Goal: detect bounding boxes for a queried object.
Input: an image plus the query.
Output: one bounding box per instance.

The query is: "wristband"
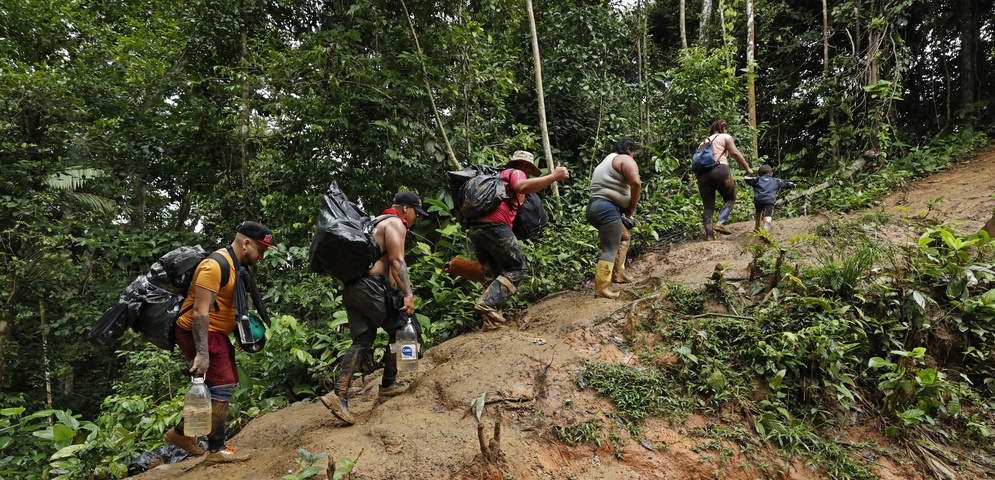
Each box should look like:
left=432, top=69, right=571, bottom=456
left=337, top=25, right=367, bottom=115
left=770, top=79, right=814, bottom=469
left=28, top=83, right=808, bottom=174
left=403, top=292, right=413, bottom=298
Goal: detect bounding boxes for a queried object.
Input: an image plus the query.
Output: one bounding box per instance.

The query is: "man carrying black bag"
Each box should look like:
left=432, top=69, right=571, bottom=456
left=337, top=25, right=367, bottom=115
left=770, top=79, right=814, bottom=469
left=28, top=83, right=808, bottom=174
left=164, top=221, right=277, bottom=463
left=320, top=191, right=426, bottom=426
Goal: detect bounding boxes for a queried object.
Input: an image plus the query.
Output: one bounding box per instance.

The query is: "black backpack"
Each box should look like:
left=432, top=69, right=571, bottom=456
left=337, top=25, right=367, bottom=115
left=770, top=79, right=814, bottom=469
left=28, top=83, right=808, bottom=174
left=512, top=193, right=549, bottom=240
left=308, top=181, right=392, bottom=284
left=87, top=246, right=232, bottom=350
left=447, top=165, right=508, bottom=226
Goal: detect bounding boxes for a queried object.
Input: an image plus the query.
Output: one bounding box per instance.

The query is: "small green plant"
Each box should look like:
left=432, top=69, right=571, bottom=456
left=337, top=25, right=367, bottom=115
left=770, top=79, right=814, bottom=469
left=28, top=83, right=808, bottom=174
left=810, top=241, right=876, bottom=299
left=283, top=448, right=330, bottom=480
left=666, top=282, right=706, bottom=315
left=330, top=450, right=363, bottom=480
left=553, top=419, right=601, bottom=447
left=753, top=400, right=819, bottom=455
left=868, top=347, right=959, bottom=436
left=581, top=362, right=666, bottom=421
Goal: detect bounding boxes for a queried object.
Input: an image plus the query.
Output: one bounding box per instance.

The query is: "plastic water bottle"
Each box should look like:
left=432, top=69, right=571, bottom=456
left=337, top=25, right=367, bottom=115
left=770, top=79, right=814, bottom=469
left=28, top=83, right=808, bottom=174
left=182, top=376, right=212, bottom=436
left=396, top=314, right=419, bottom=372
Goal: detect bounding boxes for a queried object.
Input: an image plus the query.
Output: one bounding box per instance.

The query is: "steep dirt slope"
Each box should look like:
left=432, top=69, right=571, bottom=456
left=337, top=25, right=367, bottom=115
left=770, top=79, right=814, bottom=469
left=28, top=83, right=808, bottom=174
left=133, top=150, right=995, bottom=480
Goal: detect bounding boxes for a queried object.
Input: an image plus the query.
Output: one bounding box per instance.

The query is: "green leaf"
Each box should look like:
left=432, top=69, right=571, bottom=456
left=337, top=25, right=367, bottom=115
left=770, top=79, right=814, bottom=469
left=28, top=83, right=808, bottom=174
left=50, top=443, right=86, bottom=460
left=868, top=357, right=893, bottom=370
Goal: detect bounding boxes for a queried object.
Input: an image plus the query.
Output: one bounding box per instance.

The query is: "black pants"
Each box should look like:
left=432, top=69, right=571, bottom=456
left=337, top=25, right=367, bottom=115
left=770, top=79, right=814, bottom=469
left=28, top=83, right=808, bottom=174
left=335, top=274, right=399, bottom=399
left=467, top=222, right=527, bottom=310
left=696, top=164, right=737, bottom=221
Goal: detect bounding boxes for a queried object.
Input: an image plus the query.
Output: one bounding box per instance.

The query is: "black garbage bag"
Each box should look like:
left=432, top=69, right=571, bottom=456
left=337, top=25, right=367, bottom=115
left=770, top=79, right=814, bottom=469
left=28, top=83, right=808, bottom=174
left=89, top=245, right=217, bottom=349
left=148, top=245, right=209, bottom=294
left=127, top=440, right=206, bottom=475
left=447, top=165, right=507, bottom=224
left=87, top=302, right=132, bottom=347
left=308, top=181, right=383, bottom=283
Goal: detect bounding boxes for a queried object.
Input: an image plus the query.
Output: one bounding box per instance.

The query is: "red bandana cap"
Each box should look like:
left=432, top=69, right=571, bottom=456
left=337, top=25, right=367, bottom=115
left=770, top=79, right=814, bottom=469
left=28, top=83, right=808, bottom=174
left=237, top=221, right=279, bottom=251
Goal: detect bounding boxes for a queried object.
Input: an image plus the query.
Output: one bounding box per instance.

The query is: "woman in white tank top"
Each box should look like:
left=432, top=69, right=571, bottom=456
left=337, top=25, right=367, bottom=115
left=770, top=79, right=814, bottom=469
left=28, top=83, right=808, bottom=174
left=586, top=138, right=642, bottom=298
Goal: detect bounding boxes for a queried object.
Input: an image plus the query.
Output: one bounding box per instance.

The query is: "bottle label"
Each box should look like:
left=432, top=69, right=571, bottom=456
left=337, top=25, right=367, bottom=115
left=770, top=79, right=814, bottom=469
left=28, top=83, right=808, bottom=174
left=400, top=344, right=417, bottom=360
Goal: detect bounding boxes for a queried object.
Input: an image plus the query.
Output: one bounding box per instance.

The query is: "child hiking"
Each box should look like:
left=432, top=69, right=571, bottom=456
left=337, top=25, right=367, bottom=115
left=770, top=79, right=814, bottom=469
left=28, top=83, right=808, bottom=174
left=744, top=165, right=796, bottom=233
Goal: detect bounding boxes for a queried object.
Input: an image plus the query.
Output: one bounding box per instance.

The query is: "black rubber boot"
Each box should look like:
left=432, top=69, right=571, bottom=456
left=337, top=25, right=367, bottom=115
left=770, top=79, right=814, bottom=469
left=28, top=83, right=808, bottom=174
left=204, top=400, right=249, bottom=463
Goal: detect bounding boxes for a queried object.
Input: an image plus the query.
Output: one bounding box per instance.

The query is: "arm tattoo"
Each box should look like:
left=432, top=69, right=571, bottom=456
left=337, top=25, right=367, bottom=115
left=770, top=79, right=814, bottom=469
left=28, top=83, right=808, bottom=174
left=191, top=293, right=216, bottom=355
left=392, top=258, right=413, bottom=295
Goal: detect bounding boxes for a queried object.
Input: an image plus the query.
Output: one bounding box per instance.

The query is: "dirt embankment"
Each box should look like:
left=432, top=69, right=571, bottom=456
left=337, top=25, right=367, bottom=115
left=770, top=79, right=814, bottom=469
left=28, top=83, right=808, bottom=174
left=133, top=151, right=995, bottom=480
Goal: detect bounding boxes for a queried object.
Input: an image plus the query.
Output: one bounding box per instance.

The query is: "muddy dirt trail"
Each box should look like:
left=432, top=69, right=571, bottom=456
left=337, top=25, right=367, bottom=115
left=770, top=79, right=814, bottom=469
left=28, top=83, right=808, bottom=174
left=132, top=150, right=995, bottom=480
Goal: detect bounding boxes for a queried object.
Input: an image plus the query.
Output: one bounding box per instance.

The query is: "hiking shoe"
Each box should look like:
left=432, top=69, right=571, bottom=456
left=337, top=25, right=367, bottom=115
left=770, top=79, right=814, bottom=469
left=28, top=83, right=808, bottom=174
left=320, top=391, right=355, bottom=425
left=163, top=427, right=205, bottom=456
left=475, top=303, right=509, bottom=331
left=203, top=445, right=249, bottom=464
left=379, top=382, right=409, bottom=398
left=482, top=311, right=509, bottom=331
left=713, top=223, right=732, bottom=234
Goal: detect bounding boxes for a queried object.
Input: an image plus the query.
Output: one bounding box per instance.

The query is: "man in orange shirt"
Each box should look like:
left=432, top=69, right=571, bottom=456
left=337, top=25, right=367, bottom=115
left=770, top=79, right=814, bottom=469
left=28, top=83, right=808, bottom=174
left=164, top=221, right=277, bottom=463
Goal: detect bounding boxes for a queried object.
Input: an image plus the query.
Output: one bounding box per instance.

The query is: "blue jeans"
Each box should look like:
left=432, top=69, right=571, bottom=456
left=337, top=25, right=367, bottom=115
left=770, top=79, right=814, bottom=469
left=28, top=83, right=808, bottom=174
left=586, top=197, right=624, bottom=262
left=586, top=197, right=623, bottom=228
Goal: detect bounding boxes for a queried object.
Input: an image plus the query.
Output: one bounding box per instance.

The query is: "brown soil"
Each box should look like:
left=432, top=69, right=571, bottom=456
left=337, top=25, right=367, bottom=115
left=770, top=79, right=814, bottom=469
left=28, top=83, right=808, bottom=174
left=133, top=150, right=995, bottom=480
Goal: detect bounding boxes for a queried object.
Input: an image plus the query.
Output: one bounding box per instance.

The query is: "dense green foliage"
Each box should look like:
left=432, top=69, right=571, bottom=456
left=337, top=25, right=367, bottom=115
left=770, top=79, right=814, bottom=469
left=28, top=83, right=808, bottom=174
left=582, top=218, right=995, bottom=477
left=0, top=0, right=993, bottom=477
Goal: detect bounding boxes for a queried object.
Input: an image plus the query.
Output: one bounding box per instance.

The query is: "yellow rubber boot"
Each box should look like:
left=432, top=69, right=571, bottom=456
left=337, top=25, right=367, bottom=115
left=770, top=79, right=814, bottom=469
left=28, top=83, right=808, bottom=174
left=595, top=260, right=619, bottom=299
left=612, top=240, right=632, bottom=284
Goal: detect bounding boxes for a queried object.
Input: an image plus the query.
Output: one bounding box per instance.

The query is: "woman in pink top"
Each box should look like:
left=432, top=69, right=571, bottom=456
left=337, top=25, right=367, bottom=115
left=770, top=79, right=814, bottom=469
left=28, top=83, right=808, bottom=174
left=694, top=119, right=753, bottom=239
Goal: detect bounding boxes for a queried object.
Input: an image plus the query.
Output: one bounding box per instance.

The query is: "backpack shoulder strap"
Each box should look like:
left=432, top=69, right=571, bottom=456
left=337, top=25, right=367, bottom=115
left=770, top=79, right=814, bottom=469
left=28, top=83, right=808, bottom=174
left=179, top=249, right=234, bottom=317
left=369, top=214, right=399, bottom=257
left=208, top=250, right=233, bottom=288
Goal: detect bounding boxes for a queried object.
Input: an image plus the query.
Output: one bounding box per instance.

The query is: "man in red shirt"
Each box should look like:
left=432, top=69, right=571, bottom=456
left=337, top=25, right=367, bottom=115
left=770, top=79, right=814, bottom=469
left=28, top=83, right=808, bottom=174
left=467, top=151, right=569, bottom=330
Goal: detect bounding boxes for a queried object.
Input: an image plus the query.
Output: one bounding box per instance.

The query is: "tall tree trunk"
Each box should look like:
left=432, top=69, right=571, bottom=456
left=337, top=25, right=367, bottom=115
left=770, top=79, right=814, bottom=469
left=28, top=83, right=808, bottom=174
left=958, top=0, right=978, bottom=127
left=823, top=0, right=839, bottom=164
left=680, top=0, right=688, bottom=49
left=864, top=1, right=890, bottom=155
left=525, top=0, right=559, bottom=196
left=719, top=0, right=730, bottom=69
left=401, top=0, right=462, bottom=170
left=637, top=0, right=649, bottom=143
left=458, top=2, right=472, bottom=160
left=132, top=178, right=146, bottom=229
left=642, top=3, right=651, bottom=143
left=699, top=0, right=713, bottom=47
left=822, top=0, right=829, bottom=73
left=41, top=299, right=52, bottom=407
left=746, top=0, right=758, bottom=159
left=240, top=22, right=251, bottom=208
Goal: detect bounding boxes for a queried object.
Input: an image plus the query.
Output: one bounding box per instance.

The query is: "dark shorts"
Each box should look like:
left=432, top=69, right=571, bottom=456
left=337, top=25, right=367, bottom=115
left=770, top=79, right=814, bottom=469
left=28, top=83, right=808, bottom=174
left=755, top=202, right=774, bottom=217
left=342, top=274, right=401, bottom=340
left=586, top=197, right=623, bottom=228
left=174, top=326, right=239, bottom=387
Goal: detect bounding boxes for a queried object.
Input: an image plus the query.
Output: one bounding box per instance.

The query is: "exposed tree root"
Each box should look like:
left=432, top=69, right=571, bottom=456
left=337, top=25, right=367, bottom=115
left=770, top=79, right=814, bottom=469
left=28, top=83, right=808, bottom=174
left=477, top=410, right=503, bottom=463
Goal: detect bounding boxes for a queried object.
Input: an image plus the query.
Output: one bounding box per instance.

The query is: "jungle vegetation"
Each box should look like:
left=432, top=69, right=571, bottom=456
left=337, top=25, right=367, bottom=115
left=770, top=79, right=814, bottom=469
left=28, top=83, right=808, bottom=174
left=1, top=0, right=993, bottom=477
